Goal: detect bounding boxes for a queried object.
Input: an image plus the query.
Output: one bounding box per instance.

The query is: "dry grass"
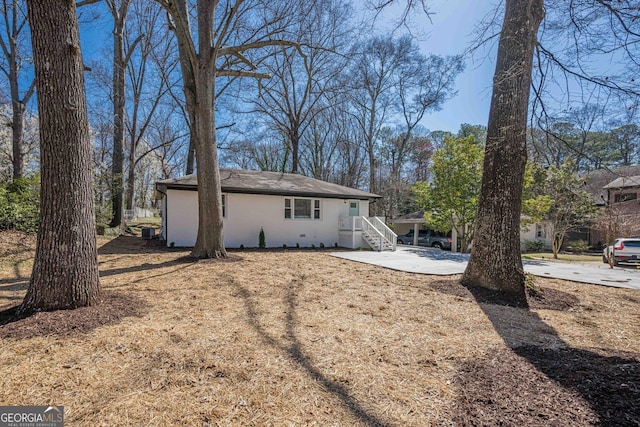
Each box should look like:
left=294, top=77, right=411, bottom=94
left=0, top=232, right=639, bottom=426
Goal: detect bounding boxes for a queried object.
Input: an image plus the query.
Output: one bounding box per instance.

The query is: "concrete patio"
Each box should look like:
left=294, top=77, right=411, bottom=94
left=331, top=246, right=640, bottom=290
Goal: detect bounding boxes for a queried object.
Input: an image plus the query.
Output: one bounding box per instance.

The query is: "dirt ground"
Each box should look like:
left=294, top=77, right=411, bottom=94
left=0, top=231, right=639, bottom=426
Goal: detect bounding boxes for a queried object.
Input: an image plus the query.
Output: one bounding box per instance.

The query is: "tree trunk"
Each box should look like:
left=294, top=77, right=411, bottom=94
left=10, top=100, right=25, bottom=179
left=191, top=78, right=226, bottom=258
left=4, top=0, right=35, bottom=181
left=461, top=0, right=544, bottom=305
left=189, top=0, right=226, bottom=258
left=21, top=0, right=101, bottom=312
left=186, top=134, right=196, bottom=175
left=125, top=145, right=135, bottom=210
left=290, top=126, right=300, bottom=174
left=109, top=2, right=129, bottom=227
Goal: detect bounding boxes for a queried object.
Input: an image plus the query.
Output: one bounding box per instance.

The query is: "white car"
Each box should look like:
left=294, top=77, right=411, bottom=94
left=603, top=238, right=640, bottom=266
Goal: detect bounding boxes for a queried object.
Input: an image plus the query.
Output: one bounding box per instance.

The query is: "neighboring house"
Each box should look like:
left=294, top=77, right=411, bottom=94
left=520, top=219, right=553, bottom=251
left=583, top=165, right=640, bottom=246
left=391, top=209, right=552, bottom=252
left=156, top=169, right=395, bottom=250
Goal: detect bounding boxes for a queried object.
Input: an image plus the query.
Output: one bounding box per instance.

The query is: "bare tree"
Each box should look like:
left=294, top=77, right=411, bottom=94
left=105, top=0, right=132, bottom=227
left=0, top=0, right=35, bottom=180
left=350, top=35, right=411, bottom=197
left=248, top=0, right=353, bottom=174
left=146, top=105, right=189, bottom=180
left=123, top=0, right=176, bottom=211
left=157, top=0, right=302, bottom=258
left=21, top=0, right=100, bottom=312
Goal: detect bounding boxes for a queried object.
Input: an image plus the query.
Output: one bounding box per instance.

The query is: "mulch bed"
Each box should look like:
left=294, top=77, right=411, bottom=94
left=453, top=345, right=640, bottom=426
left=430, top=278, right=640, bottom=426
left=0, top=291, right=147, bottom=340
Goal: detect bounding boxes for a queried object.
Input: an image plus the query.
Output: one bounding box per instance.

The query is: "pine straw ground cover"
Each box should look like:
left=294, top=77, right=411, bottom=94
left=0, top=232, right=639, bottom=426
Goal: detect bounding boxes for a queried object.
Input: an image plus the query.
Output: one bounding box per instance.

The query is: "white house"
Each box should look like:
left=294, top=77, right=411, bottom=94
left=156, top=169, right=396, bottom=250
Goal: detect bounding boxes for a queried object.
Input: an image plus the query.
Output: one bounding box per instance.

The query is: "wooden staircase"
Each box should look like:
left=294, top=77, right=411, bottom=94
left=361, top=217, right=397, bottom=252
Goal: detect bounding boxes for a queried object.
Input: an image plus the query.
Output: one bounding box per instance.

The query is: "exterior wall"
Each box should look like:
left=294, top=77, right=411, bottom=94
left=164, top=189, right=199, bottom=246
left=520, top=221, right=552, bottom=251
left=163, top=189, right=370, bottom=248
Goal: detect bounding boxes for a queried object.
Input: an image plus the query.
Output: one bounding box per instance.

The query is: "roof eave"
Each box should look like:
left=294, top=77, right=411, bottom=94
left=160, top=183, right=379, bottom=200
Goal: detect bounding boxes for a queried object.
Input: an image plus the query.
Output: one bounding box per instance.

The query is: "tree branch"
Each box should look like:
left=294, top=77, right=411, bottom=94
left=76, top=0, right=102, bottom=7
left=216, top=69, right=271, bottom=79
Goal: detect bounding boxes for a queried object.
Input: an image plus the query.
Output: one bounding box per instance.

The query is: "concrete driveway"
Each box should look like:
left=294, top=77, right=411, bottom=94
left=331, top=246, right=640, bottom=290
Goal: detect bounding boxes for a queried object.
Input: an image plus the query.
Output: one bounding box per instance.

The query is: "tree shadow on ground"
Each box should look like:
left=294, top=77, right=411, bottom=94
left=98, top=256, right=196, bottom=280
left=0, top=280, right=28, bottom=289
left=402, top=247, right=470, bottom=263
left=98, top=235, right=178, bottom=255
left=233, top=276, right=389, bottom=427
left=453, top=284, right=640, bottom=426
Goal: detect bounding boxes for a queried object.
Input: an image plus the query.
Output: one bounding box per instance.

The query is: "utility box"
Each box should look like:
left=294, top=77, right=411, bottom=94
left=142, top=227, right=156, bottom=239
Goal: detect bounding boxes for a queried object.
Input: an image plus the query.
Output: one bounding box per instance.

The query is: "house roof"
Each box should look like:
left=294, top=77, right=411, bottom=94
left=156, top=169, right=380, bottom=200
left=583, top=165, right=640, bottom=205
left=603, top=175, right=640, bottom=189
left=389, top=210, right=426, bottom=224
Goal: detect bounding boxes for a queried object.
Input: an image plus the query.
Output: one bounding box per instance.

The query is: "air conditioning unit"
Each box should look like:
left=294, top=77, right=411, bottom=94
left=142, top=227, right=156, bottom=239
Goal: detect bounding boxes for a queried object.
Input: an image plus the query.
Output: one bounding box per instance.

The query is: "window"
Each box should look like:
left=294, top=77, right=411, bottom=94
left=222, top=194, right=226, bottom=218
left=284, top=198, right=321, bottom=220
left=614, top=192, right=638, bottom=203
left=284, top=198, right=292, bottom=219
left=536, top=223, right=546, bottom=238
left=314, top=200, right=320, bottom=219
left=295, top=199, right=311, bottom=218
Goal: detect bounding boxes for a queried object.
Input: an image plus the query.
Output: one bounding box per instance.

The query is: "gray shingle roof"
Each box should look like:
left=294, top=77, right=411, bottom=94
left=603, top=175, right=640, bottom=189
left=156, top=169, right=380, bottom=200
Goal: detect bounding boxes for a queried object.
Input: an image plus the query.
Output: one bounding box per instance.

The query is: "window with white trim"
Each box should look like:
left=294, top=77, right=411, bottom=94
left=284, top=198, right=321, bottom=220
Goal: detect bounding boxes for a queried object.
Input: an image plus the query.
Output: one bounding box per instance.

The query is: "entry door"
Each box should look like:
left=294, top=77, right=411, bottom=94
left=348, top=201, right=360, bottom=217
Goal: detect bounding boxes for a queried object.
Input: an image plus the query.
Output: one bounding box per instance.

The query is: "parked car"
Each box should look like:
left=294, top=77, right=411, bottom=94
left=396, top=229, right=452, bottom=250
left=602, top=237, right=640, bottom=266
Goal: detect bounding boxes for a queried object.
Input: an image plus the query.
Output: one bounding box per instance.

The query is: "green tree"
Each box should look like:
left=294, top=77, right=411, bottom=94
left=540, top=159, right=596, bottom=259
left=0, top=175, right=39, bottom=232
left=456, top=123, right=487, bottom=144
left=414, top=135, right=483, bottom=252
left=521, top=162, right=552, bottom=226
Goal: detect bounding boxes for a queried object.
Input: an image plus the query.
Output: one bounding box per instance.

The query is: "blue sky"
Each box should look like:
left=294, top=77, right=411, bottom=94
left=369, top=0, right=501, bottom=133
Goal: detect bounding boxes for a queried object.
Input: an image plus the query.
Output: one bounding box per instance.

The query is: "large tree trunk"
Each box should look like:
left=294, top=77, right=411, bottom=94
left=461, top=0, right=544, bottom=304
left=191, top=79, right=226, bottom=258
left=189, top=0, right=226, bottom=258
left=21, top=0, right=101, bottom=312
left=109, top=1, right=130, bottom=227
